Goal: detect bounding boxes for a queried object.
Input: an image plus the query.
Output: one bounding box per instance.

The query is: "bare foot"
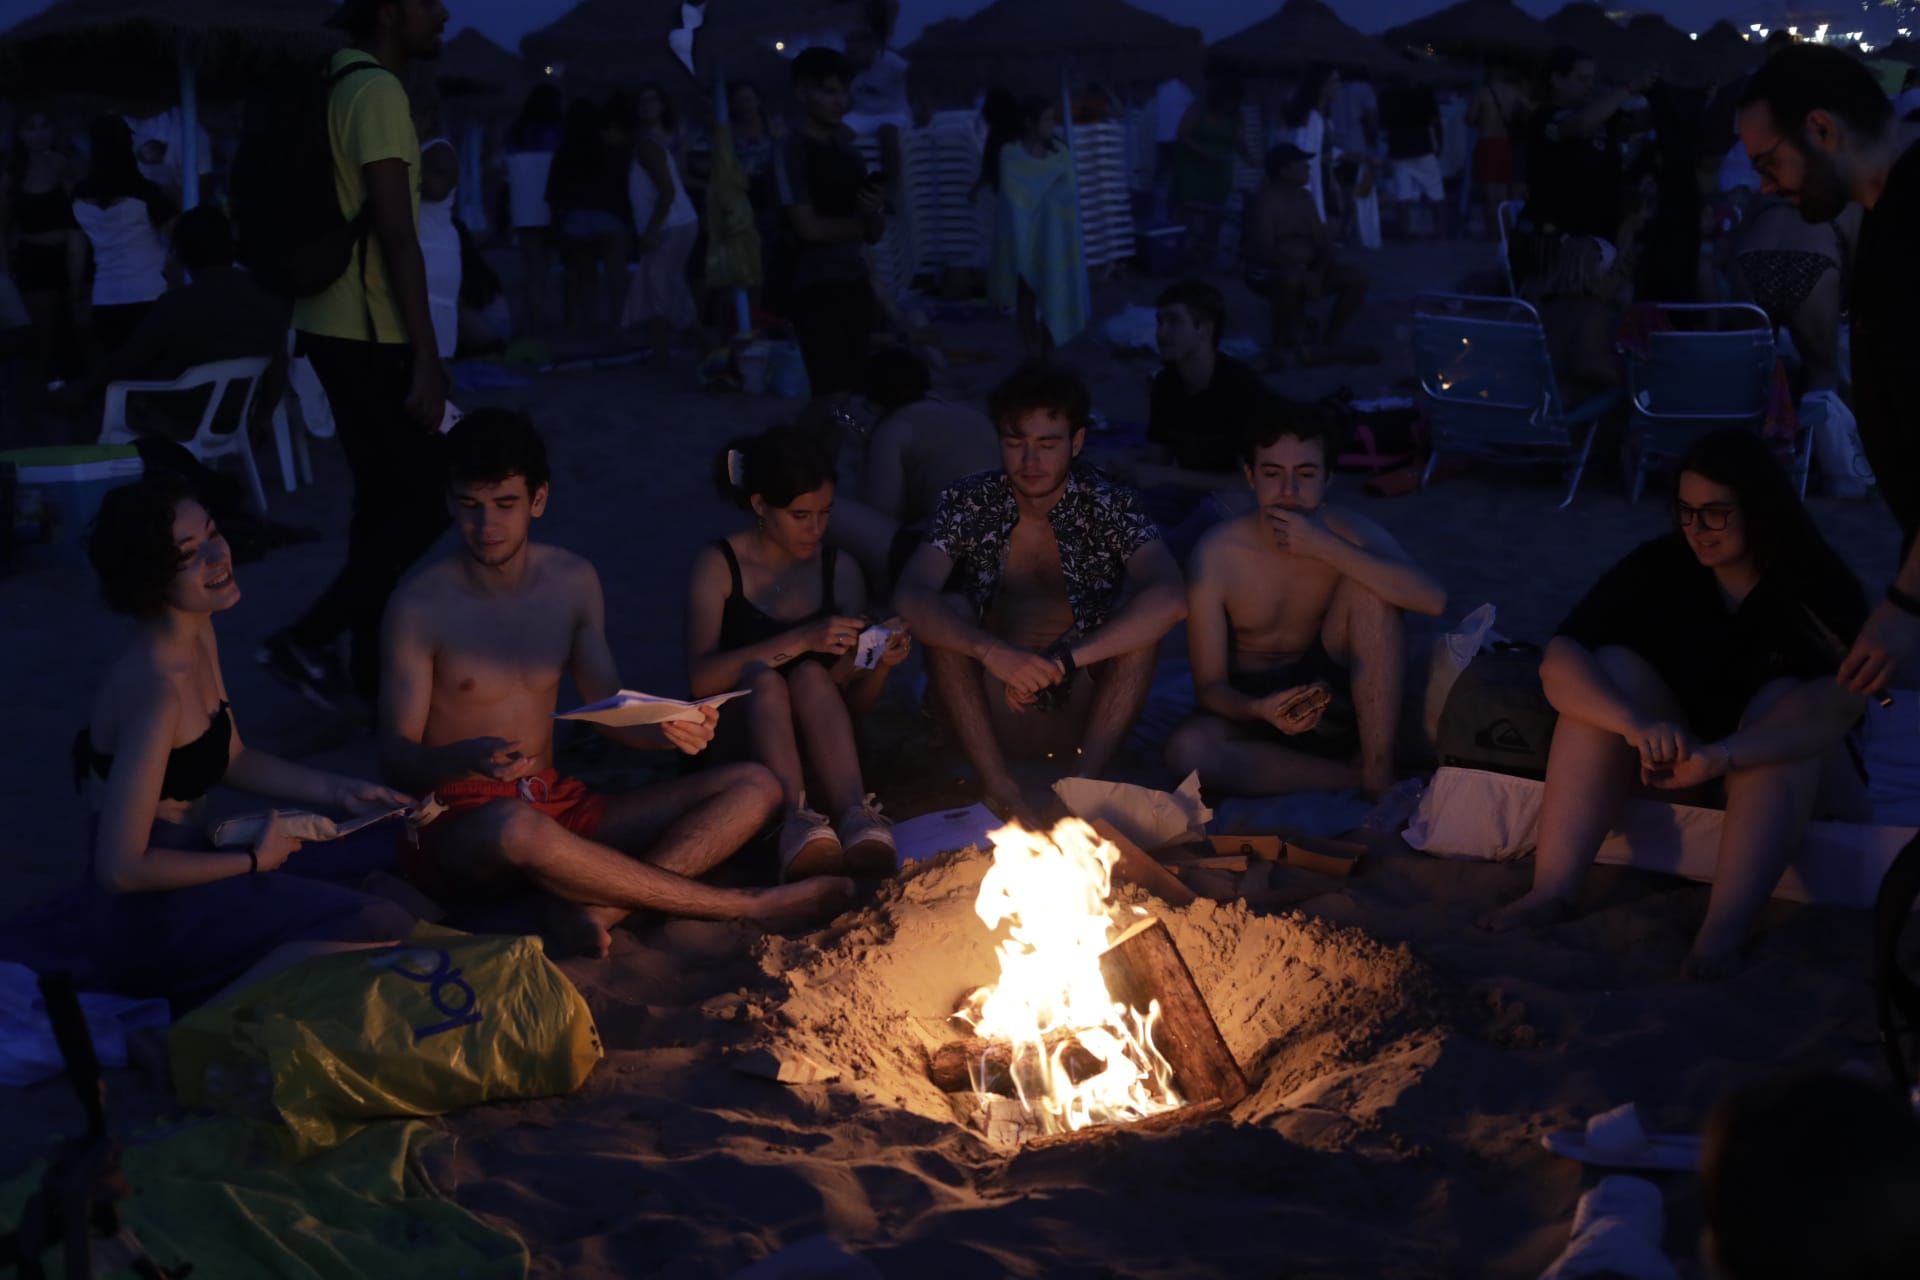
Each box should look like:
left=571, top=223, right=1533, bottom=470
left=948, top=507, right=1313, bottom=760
left=747, top=876, right=858, bottom=930
left=544, top=899, right=625, bottom=959
left=1477, top=889, right=1577, bottom=933
left=1683, top=937, right=1745, bottom=981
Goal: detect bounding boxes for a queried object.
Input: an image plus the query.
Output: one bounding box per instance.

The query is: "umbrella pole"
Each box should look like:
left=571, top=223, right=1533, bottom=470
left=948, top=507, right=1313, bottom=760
left=179, top=57, right=200, bottom=211
left=714, top=59, right=750, bottom=338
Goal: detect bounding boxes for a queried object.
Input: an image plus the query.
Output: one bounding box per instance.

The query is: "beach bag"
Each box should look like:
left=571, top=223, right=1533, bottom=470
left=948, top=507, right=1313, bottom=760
left=1423, top=603, right=1501, bottom=747
left=232, top=57, right=386, bottom=298
left=1434, top=644, right=1559, bottom=779
left=171, top=926, right=601, bottom=1159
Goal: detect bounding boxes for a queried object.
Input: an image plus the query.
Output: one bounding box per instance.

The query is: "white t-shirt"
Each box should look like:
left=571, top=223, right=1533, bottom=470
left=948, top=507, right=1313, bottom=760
left=72, top=198, right=168, bottom=306
left=1330, top=81, right=1378, bottom=158
left=1154, top=79, right=1194, bottom=144
left=417, top=194, right=462, bottom=360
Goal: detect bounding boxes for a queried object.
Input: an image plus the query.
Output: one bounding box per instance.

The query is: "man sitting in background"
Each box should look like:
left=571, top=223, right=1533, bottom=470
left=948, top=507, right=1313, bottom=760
left=1146, top=280, right=1269, bottom=483
left=1244, top=144, right=1369, bottom=368
left=58, top=206, right=288, bottom=433
left=1168, top=405, right=1445, bottom=799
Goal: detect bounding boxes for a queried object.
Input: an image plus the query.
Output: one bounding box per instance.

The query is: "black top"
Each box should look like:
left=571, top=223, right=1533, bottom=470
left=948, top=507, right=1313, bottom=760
left=74, top=701, right=232, bottom=804
left=714, top=540, right=840, bottom=668
left=1849, top=141, right=1920, bottom=553
left=1556, top=535, right=1866, bottom=741
left=11, top=184, right=76, bottom=236
left=1524, top=107, right=1624, bottom=239
left=1148, top=354, right=1270, bottom=474
left=777, top=130, right=871, bottom=289
left=1382, top=85, right=1439, bottom=161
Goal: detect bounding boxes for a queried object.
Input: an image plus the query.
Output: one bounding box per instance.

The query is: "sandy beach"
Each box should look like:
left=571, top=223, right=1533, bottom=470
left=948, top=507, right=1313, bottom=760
left=0, top=234, right=1904, bottom=1277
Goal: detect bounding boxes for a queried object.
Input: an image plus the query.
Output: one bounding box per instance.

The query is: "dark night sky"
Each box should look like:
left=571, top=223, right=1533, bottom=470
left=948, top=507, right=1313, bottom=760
left=0, top=1, right=1798, bottom=52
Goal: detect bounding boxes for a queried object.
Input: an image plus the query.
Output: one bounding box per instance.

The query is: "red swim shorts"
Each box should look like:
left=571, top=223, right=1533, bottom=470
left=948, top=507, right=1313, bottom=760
left=400, top=768, right=611, bottom=900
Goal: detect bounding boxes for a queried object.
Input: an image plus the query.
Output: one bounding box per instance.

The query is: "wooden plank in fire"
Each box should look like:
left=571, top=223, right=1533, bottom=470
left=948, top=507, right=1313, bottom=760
left=1098, top=917, right=1248, bottom=1108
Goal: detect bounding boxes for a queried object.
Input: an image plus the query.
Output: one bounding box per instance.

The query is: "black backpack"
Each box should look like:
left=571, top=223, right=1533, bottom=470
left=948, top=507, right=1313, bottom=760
left=232, top=56, right=387, bottom=299
left=1433, top=644, right=1560, bottom=779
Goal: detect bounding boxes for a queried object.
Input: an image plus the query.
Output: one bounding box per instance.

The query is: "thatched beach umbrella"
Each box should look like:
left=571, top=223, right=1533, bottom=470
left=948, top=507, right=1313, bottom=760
left=521, top=0, right=859, bottom=97
left=1623, top=13, right=1698, bottom=85
left=0, top=0, right=342, bottom=207
left=904, top=0, right=1203, bottom=107
left=1378, top=0, right=1555, bottom=62
left=437, top=27, right=523, bottom=99
left=1212, top=0, right=1412, bottom=81
left=1542, top=3, right=1638, bottom=79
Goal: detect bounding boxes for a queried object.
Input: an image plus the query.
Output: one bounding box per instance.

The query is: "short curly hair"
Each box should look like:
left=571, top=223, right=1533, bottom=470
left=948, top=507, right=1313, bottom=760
left=88, top=471, right=199, bottom=617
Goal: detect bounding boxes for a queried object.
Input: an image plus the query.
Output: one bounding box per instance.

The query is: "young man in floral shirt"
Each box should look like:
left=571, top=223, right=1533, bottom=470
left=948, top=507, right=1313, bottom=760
left=896, top=362, right=1188, bottom=823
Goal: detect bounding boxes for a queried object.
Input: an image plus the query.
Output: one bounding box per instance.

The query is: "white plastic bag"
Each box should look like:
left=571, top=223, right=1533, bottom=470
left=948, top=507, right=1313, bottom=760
left=1099, top=305, right=1159, bottom=352
left=1423, top=603, right=1499, bottom=746
left=1805, top=389, right=1874, bottom=498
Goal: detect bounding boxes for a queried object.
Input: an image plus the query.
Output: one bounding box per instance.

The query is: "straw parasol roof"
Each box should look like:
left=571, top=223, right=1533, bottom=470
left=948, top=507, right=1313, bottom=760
left=1212, top=0, right=1412, bottom=81
left=0, top=0, right=341, bottom=97
left=1542, top=3, right=1638, bottom=78
left=1623, top=13, right=1698, bottom=84
left=1688, top=21, right=1757, bottom=87
left=436, top=27, right=524, bottom=99
left=521, top=0, right=861, bottom=96
left=1378, top=0, right=1556, bottom=61
left=905, top=0, right=1204, bottom=105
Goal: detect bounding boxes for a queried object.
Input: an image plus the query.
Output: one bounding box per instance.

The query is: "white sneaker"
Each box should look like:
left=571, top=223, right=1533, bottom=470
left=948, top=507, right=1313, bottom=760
left=836, top=796, right=896, bottom=878
left=778, top=806, right=842, bottom=882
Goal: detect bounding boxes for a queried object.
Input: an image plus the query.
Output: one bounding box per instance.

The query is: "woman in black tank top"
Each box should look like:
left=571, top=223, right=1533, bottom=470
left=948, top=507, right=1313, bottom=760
left=5, top=473, right=414, bottom=1007
left=687, top=428, right=912, bottom=883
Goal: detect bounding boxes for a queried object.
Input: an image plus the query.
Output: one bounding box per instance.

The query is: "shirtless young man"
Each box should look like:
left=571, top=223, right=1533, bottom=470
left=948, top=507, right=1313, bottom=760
left=1167, top=407, right=1446, bottom=799
left=896, top=361, right=1188, bottom=822
left=381, top=410, right=851, bottom=957
left=1244, top=143, right=1369, bottom=367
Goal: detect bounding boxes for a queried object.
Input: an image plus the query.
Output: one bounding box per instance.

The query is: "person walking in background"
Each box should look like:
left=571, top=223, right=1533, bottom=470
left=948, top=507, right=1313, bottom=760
left=1279, top=66, right=1340, bottom=225
left=545, top=98, right=631, bottom=335
left=70, top=115, right=174, bottom=366
left=1329, top=71, right=1381, bottom=247
left=258, top=0, right=449, bottom=706
left=777, top=47, right=884, bottom=406
left=2, top=107, right=82, bottom=389
left=417, top=138, right=462, bottom=364
left=622, top=82, right=699, bottom=351
left=504, top=83, right=563, bottom=336
left=1171, top=77, right=1244, bottom=270
left=1382, top=81, right=1443, bottom=242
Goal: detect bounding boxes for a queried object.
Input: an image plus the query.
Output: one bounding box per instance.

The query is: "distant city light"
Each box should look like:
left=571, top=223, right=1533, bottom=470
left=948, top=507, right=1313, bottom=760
left=1689, top=31, right=1698, bottom=40
left=774, top=40, right=785, bottom=51
left=543, top=65, right=553, bottom=75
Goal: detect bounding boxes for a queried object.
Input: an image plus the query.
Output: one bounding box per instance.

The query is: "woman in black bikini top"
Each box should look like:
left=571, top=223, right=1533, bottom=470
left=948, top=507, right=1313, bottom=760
left=686, top=425, right=912, bottom=884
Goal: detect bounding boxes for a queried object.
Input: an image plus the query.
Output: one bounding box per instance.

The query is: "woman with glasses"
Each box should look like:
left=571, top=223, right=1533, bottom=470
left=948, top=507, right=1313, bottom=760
left=1484, top=431, right=1869, bottom=977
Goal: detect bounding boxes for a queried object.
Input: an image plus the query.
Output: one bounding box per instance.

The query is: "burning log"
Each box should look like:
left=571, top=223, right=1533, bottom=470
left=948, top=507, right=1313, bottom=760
left=1098, top=919, right=1247, bottom=1107
left=926, top=1033, right=1106, bottom=1095
left=1090, top=819, right=1197, bottom=907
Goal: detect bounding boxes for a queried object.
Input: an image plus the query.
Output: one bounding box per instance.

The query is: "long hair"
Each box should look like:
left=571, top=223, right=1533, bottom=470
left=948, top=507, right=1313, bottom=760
left=1286, top=66, right=1336, bottom=130
left=715, top=424, right=836, bottom=511
left=634, top=81, right=677, bottom=134
left=976, top=87, right=1022, bottom=193
left=1676, top=430, right=1862, bottom=607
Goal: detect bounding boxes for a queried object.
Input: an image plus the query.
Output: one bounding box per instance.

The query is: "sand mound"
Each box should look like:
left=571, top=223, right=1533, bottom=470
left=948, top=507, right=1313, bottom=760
left=752, top=848, right=1466, bottom=1136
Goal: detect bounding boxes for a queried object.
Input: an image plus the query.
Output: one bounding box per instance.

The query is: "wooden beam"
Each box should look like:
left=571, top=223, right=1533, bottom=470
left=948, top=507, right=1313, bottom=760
left=1098, top=918, right=1247, bottom=1107
left=1091, top=818, right=1197, bottom=907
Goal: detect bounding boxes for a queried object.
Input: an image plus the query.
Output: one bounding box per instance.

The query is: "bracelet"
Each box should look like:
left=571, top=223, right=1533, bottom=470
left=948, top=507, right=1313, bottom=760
left=246, top=848, right=259, bottom=875
left=1889, top=585, right=1920, bottom=619
left=1045, top=639, right=1078, bottom=680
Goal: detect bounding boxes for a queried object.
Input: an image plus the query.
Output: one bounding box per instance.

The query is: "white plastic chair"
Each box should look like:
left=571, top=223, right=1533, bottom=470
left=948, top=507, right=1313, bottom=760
left=98, top=356, right=273, bottom=512
left=272, top=351, right=335, bottom=493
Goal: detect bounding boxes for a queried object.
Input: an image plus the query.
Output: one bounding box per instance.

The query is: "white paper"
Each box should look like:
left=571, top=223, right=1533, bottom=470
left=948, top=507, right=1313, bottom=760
left=209, top=801, right=434, bottom=850
left=892, top=804, right=1003, bottom=864
left=555, top=688, right=749, bottom=728
left=1052, top=771, right=1213, bottom=851
left=854, top=625, right=892, bottom=671
left=436, top=400, right=464, bottom=435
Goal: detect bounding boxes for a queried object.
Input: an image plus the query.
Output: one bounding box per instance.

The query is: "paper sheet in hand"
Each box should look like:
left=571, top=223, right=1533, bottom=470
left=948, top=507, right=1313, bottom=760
left=555, top=688, right=748, bottom=727
left=854, top=625, right=893, bottom=671
left=210, top=803, right=431, bottom=850
left=1053, top=771, right=1213, bottom=851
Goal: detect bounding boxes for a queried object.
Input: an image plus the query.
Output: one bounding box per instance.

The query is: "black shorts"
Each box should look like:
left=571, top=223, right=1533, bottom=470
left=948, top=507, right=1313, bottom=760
left=11, top=241, right=68, bottom=293
left=790, top=278, right=874, bottom=397
left=1227, top=641, right=1360, bottom=760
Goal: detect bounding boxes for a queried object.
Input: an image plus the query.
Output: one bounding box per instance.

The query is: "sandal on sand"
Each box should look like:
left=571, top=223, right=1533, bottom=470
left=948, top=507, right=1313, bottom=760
left=1543, top=1103, right=1703, bottom=1172
left=779, top=806, right=843, bottom=882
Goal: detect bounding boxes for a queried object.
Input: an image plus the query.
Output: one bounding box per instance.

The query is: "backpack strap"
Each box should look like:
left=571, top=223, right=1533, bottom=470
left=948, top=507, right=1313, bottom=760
left=328, top=57, right=393, bottom=346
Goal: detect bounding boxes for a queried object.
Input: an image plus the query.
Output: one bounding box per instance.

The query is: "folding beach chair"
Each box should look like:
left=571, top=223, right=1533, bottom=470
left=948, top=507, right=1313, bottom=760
left=1412, top=292, right=1621, bottom=509
left=1621, top=302, right=1803, bottom=503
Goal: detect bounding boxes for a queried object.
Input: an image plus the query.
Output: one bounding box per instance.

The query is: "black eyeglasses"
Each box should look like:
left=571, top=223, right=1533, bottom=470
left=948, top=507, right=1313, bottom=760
left=1675, top=502, right=1736, bottom=531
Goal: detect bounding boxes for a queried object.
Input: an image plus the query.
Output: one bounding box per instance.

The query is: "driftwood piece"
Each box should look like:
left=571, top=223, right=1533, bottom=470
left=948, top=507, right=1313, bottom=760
left=1017, top=1097, right=1235, bottom=1152
left=1091, top=819, right=1197, bottom=907
left=1098, top=918, right=1247, bottom=1107
left=1207, top=832, right=1363, bottom=877
left=926, top=1033, right=1105, bottom=1095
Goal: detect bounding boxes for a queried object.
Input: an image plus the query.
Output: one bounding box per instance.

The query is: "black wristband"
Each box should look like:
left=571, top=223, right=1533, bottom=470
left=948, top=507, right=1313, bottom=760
left=247, top=848, right=259, bottom=874
left=1045, top=639, right=1078, bottom=679
left=1889, top=585, right=1920, bottom=619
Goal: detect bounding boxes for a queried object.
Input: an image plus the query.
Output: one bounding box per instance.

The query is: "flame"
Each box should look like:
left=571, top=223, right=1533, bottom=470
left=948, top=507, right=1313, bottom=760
left=954, top=818, right=1183, bottom=1135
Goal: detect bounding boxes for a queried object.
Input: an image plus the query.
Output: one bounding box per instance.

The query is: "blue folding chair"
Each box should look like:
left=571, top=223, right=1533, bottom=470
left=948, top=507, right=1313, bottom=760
left=1413, top=292, right=1622, bottom=509
left=1622, top=302, right=1805, bottom=502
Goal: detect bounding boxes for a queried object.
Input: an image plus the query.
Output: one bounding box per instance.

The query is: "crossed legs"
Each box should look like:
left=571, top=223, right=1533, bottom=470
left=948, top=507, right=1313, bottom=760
left=1165, top=578, right=1403, bottom=798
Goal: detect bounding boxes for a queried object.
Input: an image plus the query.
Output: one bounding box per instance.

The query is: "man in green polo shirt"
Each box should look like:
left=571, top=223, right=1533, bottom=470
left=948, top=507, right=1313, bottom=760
left=261, top=0, right=450, bottom=705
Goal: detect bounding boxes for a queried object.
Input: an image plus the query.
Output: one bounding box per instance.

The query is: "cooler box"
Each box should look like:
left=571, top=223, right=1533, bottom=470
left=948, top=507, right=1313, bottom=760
left=1, top=444, right=144, bottom=570
left=1136, top=224, right=1187, bottom=276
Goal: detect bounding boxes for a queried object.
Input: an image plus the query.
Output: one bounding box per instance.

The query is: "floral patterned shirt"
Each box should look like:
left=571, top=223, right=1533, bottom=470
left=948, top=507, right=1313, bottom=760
left=926, top=464, right=1162, bottom=637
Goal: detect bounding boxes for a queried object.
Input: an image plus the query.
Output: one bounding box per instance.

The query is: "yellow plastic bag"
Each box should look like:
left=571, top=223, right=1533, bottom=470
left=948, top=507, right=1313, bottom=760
left=171, top=926, right=601, bottom=1158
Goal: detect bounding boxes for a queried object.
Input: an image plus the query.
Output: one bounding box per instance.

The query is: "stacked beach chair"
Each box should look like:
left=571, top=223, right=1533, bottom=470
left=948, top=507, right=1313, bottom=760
left=1069, top=119, right=1135, bottom=271
left=903, top=110, right=988, bottom=274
